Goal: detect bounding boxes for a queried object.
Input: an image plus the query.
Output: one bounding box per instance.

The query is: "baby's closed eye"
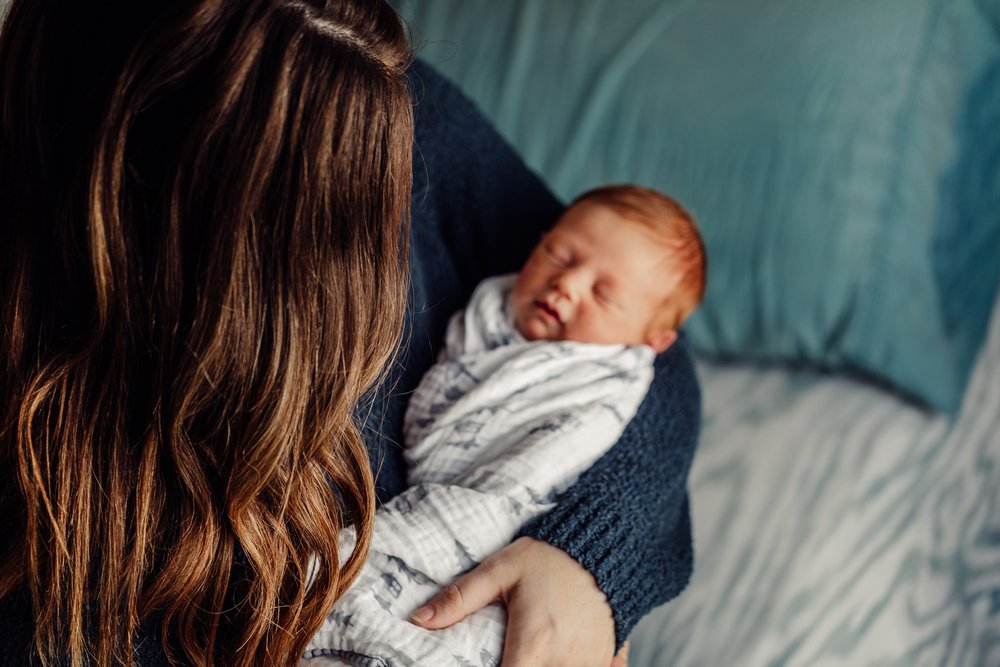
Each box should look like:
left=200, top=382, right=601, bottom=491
left=593, top=284, right=619, bottom=308
left=545, top=244, right=572, bottom=266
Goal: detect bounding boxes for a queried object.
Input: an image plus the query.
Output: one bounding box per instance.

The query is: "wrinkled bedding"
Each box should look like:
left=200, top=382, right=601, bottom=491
left=630, top=295, right=1000, bottom=666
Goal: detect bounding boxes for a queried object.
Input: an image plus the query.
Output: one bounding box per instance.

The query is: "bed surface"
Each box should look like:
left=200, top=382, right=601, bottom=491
left=630, top=296, right=1000, bottom=666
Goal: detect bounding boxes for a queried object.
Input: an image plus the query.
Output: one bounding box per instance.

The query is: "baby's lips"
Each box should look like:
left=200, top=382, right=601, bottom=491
left=533, top=299, right=563, bottom=324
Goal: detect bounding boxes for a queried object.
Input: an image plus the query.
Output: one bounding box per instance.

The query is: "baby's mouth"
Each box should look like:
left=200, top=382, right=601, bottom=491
left=533, top=300, right=562, bottom=324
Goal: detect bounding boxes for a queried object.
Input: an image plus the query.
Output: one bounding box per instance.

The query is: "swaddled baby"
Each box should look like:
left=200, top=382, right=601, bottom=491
left=304, top=184, right=706, bottom=666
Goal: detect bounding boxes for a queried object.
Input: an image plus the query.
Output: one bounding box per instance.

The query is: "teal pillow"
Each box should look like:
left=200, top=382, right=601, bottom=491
left=399, top=0, right=1000, bottom=412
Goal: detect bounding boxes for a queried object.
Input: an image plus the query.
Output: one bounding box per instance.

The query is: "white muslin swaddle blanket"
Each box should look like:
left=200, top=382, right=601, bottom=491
left=303, top=274, right=654, bottom=666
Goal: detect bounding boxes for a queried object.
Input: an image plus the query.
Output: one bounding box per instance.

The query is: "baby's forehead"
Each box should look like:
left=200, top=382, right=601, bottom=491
left=551, top=214, right=682, bottom=288
left=550, top=202, right=681, bottom=249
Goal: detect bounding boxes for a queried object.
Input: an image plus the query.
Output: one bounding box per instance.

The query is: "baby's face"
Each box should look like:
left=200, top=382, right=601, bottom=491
left=513, top=202, right=680, bottom=351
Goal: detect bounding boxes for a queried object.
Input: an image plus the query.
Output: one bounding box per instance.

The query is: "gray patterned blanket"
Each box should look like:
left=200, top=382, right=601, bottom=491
left=303, top=274, right=654, bottom=666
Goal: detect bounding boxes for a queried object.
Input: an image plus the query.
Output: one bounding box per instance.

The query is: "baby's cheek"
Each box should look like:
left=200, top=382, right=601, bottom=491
left=568, top=316, right=623, bottom=346
left=565, top=314, right=601, bottom=344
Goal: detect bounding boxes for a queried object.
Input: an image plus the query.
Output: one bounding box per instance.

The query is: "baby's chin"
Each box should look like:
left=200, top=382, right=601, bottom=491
left=516, top=314, right=557, bottom=342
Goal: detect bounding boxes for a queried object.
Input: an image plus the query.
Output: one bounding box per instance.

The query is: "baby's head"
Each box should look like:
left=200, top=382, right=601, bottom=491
left=513, top=184, right=706, bottom=352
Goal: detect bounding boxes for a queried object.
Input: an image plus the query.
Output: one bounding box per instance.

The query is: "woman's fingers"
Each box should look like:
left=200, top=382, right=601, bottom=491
left=410, top=555, right=511, bottom=630
left=411, top=537, right=617, bottom=666
left=497, top=538, right=615, bottom=667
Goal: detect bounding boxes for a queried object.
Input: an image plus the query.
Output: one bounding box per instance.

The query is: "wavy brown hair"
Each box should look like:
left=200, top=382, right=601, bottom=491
left=0, top=0, right=412, bottom=664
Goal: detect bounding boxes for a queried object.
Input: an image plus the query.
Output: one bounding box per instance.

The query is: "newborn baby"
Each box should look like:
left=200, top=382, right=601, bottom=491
left=513, top=184, right=703, bottom=350
left=304, top=184, right=706, bottom=666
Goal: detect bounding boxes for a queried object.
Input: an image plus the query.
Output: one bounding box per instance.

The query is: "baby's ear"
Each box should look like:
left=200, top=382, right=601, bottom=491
left=645, top=328, right=677, bottom=353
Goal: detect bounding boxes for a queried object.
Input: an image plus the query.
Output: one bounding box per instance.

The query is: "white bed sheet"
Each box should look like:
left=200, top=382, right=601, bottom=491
left=631, top=295, right=1000, bottom=667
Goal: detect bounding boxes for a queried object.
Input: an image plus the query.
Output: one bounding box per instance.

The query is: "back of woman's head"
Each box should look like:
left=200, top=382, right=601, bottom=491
left=0, top=1, right=412, bottom=664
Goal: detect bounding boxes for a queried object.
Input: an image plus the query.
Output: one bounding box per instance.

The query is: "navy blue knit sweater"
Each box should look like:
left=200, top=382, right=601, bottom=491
left=0, top=61, right=699, bottom=665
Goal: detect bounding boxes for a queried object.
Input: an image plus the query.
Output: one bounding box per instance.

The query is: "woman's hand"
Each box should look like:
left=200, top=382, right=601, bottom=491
left=410, top=536, right=629, bottom=666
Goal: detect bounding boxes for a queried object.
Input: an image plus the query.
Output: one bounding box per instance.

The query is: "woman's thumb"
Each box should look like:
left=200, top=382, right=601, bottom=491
left=409, top=560, right=508, bottom=630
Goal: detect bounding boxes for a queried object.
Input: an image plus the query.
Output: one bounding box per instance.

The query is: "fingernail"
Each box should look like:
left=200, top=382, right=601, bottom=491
left=410, top=606, right=434, bottom=623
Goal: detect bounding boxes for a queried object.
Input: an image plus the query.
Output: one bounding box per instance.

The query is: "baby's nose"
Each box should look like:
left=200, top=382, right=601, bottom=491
left=550, top=269, right=586, bottom=301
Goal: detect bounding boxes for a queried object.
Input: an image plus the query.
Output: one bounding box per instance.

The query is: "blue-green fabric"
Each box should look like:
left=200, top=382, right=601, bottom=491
left=397, top=0, right=1000, bottom=412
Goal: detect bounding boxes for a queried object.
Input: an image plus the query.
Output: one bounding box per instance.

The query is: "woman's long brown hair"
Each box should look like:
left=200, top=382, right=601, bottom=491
left=0, top=1, right=412, bottom=664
